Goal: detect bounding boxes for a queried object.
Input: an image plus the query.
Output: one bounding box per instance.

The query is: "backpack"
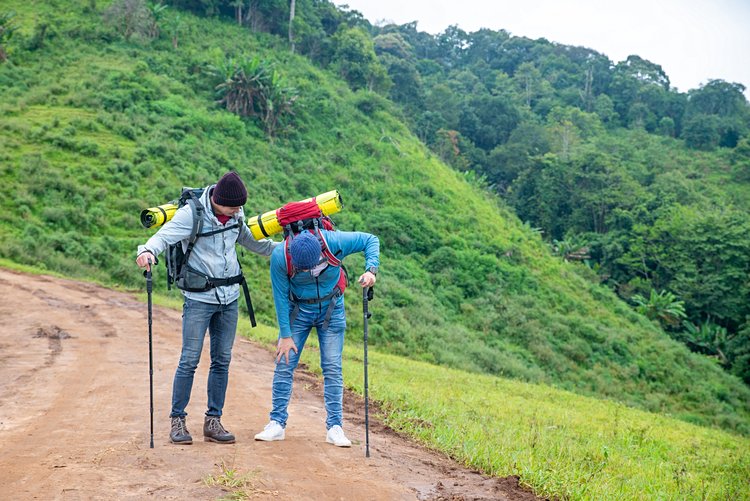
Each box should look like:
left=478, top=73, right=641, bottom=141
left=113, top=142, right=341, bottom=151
left=165, top=188, right=256, bottom=327
left=278, top=199, right=349, bottom=329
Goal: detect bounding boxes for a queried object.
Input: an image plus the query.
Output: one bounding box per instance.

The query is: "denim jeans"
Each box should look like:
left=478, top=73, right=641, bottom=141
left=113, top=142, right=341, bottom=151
left=270, top=301, right=346, bottom=430
left=170, top=298, right=238, bottom=418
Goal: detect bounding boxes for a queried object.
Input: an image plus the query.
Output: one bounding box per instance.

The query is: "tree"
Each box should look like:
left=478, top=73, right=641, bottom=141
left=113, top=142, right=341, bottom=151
left=615, top=55, right=670, bottom=89
left=609, top=55, right=670, bottom=126
left=332, top=27, right=391, bottom=93
left=458, top=94, right=520, bottom=151
left=435, top=25, right=469, bottom=66
left=162, top=11, right=182, bottom=49
left=657, top=116, right=675, bottom=137
left=637, top=205, right=750, bottom=329
left=379, top=54, right=423, bottom=109
left=229, top=1, right=244, bottom=25
left=513, top=62, right=545, bottom=108
left=684, top=80, right=750, bottom=148
left=0, top=11, right=18, bottom=63
left=146, top=2, right=168, bottom=39
left=104, top=0, right=154, bottom=42
left=373, top=33, right=423, bottom=109
left=594, top=94, right=618, bottom=126
left=687, top=80, right=748, bottom=117
left=373, top=32, right=414, bottom=60
left=681, top=320, right=730, bottom=365
left=208, top=56, right=298, bottom=136
left=288, top=0, right=295, bottom=52
left=731, top=136, right=750, bottom=181
left=682, top=113, right=720, bottom=150
left=632, top=289, right=687, bottom=329
left=729, top=319, right=750, bottom=384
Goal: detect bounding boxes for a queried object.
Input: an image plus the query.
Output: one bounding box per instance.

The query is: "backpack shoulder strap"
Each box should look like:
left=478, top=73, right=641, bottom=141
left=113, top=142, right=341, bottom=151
left=284, top=236, right=295, bottom=278
left=182, top=190, right=205, bottom=262
left=316, top=228, right=341, bottom=267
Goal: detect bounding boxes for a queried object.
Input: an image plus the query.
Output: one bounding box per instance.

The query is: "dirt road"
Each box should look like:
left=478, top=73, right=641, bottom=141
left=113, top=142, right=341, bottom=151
left=0, top=269, right=538, bottom=500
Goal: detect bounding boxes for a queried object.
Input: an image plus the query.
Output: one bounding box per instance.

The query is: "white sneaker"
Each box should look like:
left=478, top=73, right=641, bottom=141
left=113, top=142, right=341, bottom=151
left=254, top=420, right=285, bottom=441
left=326, top=425, right=351, bottom=447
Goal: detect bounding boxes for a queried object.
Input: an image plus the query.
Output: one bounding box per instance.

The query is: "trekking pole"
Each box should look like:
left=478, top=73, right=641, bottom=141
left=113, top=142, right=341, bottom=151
left=145, top=268, right=155, bottom=449
left=362, top=286, right=374, bottom=458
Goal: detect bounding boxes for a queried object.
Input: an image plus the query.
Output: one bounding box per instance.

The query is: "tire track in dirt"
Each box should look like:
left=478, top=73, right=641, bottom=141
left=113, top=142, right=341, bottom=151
left=0, top=269, right=540, bottom=500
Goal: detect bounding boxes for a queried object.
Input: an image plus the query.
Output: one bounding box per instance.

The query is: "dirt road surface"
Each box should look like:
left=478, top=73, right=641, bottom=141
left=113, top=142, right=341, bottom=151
left=0, top=269, right=539, bottom=500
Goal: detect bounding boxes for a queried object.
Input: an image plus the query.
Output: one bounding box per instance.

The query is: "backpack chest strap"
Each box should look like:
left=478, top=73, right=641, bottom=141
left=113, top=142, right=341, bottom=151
left=198, top=222, right=240, bottom=238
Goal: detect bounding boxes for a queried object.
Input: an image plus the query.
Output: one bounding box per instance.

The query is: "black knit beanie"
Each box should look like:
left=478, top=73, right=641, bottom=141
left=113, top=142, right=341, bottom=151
left=212, top=171, right=248, bottom=207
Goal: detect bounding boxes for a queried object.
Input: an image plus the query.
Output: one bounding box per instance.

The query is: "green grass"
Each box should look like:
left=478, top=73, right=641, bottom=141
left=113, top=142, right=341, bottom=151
left=233, top=311, right=750, bottom=500
left=204, top=461, right=275, bottom=500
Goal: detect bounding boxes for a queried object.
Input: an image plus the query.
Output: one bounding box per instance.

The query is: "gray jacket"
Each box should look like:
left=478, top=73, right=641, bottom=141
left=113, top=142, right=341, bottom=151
left=137, top=185, right=278, bottom=304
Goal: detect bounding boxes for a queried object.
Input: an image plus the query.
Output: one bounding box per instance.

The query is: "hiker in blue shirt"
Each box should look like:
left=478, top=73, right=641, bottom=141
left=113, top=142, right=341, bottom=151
left=255, top=229, right=379, bottom=447
left=136, top=172, right=278, bottom=445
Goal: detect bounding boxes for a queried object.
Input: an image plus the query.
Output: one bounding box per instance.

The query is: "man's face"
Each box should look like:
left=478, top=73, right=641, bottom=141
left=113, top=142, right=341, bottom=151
left=212, top=199, right=242, bottom=216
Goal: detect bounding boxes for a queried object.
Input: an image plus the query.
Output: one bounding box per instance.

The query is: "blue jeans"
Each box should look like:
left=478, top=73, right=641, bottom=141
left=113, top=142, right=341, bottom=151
left=170, top=298, right=238, bottom=418
left=270, top=301, right=346, bottom=429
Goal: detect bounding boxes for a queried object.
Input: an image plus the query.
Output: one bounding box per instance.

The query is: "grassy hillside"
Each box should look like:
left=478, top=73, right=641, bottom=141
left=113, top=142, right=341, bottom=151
left=1, top=0, right=749, bottom=437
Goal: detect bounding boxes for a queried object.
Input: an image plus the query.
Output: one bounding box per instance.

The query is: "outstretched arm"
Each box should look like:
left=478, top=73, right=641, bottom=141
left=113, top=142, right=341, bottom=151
left=329, top=230, right=380, bottom=287
left=238, top=222, right=279, bottom=256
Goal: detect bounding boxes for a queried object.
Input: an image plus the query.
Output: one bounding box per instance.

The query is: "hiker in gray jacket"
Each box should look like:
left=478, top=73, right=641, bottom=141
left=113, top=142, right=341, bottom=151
left=136, top=171, right=278, bottom=445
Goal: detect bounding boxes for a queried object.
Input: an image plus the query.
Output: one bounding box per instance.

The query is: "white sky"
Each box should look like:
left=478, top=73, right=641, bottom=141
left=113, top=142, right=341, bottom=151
left=339, top=0, right=750, bottom=99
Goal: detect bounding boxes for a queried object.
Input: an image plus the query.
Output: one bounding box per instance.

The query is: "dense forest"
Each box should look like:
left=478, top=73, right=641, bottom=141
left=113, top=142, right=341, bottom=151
left=1, top=0, right=749, bottom=437
left=366, top=21, right=750, bottom=385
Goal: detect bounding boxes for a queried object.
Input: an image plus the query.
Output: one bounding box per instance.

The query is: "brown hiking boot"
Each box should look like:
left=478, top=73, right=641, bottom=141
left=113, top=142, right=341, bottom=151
left=204, top=416, right=236, bottom=444
left=170, top=416, right=193, bottom=445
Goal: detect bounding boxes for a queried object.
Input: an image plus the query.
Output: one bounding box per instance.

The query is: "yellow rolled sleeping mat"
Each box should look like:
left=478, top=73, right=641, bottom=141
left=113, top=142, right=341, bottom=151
left=140, top=190, right=343, bottom=240
left=140, top=202, right=179, bottom=229
left=247, top=190, right=342, bottom=239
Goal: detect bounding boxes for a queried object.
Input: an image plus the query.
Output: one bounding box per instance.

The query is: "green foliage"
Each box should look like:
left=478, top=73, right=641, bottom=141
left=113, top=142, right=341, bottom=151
left=683, top=113, right=721, bottom=150
left=146, top=2, right=168, bottom=39
left=637, top=205, right=750, bottom=328
left=208, top=55, right=298, bottom=136
left=357, top=20, right=749, bottom=381
left=0, top=10, right=18, bottom=62
left=680, top=320, right=730, bottom=364
left=731, top=319, right=750, bottom=384
left=631, top=289, right=686, bottom=328
left=103, top=0, right=156, bottom=42
left=331, top=27, right=391, bottom=94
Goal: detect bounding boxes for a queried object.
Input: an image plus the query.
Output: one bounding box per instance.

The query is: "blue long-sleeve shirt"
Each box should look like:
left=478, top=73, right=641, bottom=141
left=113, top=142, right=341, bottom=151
left=270, top=230, right=380, bottom=338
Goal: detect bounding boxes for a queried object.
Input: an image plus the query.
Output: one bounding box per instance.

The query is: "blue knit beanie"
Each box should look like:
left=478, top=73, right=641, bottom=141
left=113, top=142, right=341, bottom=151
left=290, top=232, right=322, bottom=270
